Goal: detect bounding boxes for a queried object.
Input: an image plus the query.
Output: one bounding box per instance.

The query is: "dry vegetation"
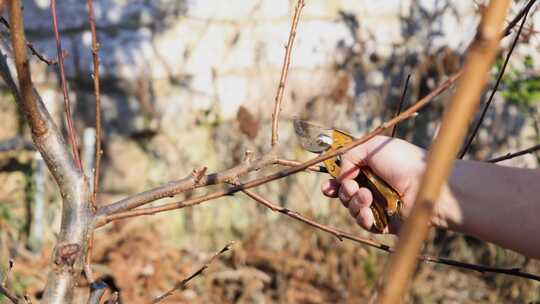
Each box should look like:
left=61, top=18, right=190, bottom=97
left=0, top=0, right=540, bottom=303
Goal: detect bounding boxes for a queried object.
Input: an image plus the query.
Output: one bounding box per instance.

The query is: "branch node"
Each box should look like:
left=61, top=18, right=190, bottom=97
left=243, top=150, right=254, bottom=163
left=54, top=243, right=81, bottom=267
left=191, top=166, right=208, bottom=185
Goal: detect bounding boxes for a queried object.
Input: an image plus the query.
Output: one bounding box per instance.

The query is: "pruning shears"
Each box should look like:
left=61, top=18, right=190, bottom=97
left=293, top=119, right=403, bottom=233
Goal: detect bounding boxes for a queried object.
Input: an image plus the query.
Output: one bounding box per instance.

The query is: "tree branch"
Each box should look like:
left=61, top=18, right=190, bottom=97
left=487, top=143, right=540, bottom=163
left=96, top=71, right=461, bottom=227
left=151, top=242, right=233, bottom=303
left=97, top=152, right=277, bottom=216
left=502, top=0, right=537, bottom=37
left=86, top=0, right=102, bottom=210
left=0, top=284, right=23, bottom=304
left=271, top=0, right=305, bottom=146
left=102, top=178, right=540, bottom=283
left=0, top=16, right=57, bottom=65
left=7, top=0, right=47, bottom=136
left=459, top=3, right=530, bottom=158
left=50, top=0, right=82, bottom=171
left=376, top=2, right=511, bottom=303
left=274, top=158, right=328, bottom=173
left=420, top=256, right=540, bottom=281
left=0, top=261, right=29, bottom=304
left=391, top=73, right=410, bottom=137
left=8, top=1, right=93, bottom=303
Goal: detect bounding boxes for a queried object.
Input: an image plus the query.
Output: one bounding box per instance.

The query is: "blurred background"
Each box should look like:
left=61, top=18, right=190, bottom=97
left=0, top=0, right=539, bottom=302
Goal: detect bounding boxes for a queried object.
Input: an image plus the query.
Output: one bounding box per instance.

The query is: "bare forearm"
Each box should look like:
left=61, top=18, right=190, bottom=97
left=440, top=160, right=540, bottom=258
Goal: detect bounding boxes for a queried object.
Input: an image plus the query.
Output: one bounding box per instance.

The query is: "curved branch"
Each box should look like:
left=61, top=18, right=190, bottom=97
left=7, top=1, right=93, bottom=303
left=50, top=0, right=82, bottom=170
left=97, top=151, right=277, bottom=216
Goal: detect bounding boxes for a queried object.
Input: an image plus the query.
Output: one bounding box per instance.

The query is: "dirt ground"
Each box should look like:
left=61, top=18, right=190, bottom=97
left=2, top=206, right=539, bottom=303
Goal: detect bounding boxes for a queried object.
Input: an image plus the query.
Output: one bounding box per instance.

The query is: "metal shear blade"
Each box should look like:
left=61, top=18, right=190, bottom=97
left=293, top=119, right=334, bottom=153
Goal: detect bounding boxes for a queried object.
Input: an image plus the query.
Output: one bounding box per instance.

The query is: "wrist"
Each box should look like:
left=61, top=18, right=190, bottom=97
left=431, top=160, right=465, bottom=230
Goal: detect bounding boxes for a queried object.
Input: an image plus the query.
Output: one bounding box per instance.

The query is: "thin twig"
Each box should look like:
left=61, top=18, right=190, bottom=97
left=97, top=72, right=461, bottom=227
left=105, top=184, right=540, bottom=283
left=244, top=189, right=540, bottom=282
left=271, top=0, right=305, bottom=146
left=243, top=188, right=373, bottom=245
left=502, top=0, right=537, bottom=37
left=274, top=159, right=328, bottom=173
left=1, top=260, right=26, bottom=304
left=86, top=0, right=102, bottom=210
left=420, top=255, right=540, bottom=281
left=391, top=73, right=411, bottom=137
left=50, top=0, right=82, bottom=171
left=0, top=16, right=57, bottom=65
left=97, top=152, right=274, bottom=216
left=151, top=242, right=233, bottom=303
left=0, top=284, right=21, bottom=304
left=487, top=143, right=540, bottom=163
left=459, top=5, right=529, bottom=158
left=1, top=260, right=14, bottom=286
left=377, top=2, right=510, bottom=303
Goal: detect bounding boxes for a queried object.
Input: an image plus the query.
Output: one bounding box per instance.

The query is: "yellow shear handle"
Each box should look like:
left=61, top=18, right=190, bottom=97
left=323, top=130, right=403, bottom=233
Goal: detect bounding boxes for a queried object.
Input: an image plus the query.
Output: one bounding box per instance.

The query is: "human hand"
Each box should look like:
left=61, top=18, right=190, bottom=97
left=321, top=135, right=427, bottom=233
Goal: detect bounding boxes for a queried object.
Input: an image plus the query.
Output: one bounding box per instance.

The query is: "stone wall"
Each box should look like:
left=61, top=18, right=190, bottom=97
left=1, top=1, right=539, bottom=245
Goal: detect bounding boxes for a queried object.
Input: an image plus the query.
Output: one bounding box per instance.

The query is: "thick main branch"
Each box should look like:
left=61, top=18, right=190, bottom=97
left=7, top=1, right=92, bottom=303
left=7, top=0, right=46, bottom=136
left=377, top=1, right=511, bottom=303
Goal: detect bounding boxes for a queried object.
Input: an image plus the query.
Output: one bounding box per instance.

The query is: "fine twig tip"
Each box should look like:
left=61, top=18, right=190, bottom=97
left=50, top=0, right=83, bottom=170
left=487, top=143, right=540, bottom=163
left=152, top=242, right=233, bottom=303
left=271, top=0, right=305, bottom=146
left=0, top=16, right=57, bottom=65
left=191, top=166, right=208, bottom=184
left=391, top=73, right=411, bottom=137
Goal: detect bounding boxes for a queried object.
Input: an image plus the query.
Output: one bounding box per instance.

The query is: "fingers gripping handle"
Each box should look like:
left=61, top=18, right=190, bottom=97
left=355, top=167, right=402, bottom=233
